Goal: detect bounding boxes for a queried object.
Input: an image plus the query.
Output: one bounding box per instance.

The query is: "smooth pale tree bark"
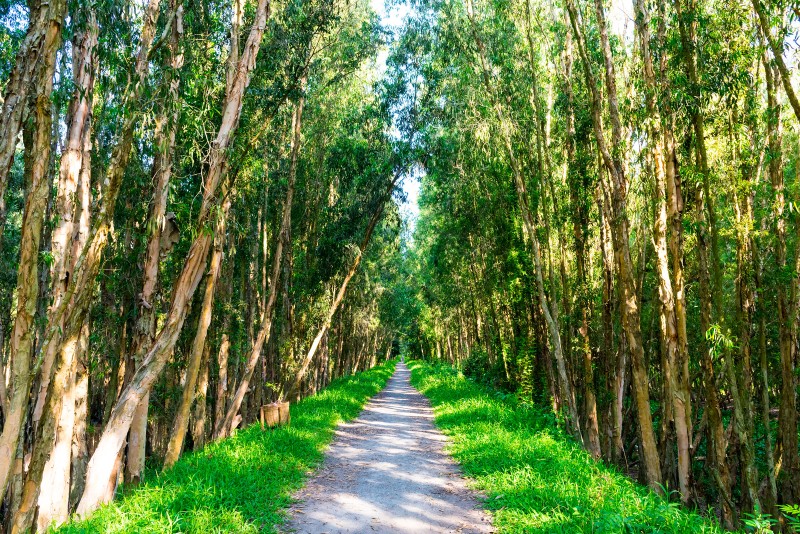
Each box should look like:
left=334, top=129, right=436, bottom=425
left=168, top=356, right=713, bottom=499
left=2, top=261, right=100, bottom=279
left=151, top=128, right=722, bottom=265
left=565, top=0, right=662, bottom=491
left=216, top=95, right=304, bottom=439
left=32, top=7, right=98, bottom=428
left=464, top=0, right=581, bottom=440
left=0, top=0, right=67, bottom=211
left=126, top=1, right=185, bottom=484
left=633, top=0, right=691, bottom=502
left=164, top=194, right=230, bottom=468
left=0, top=0, right=66, bottom=498
left=76, top=0, right=271, bottom=514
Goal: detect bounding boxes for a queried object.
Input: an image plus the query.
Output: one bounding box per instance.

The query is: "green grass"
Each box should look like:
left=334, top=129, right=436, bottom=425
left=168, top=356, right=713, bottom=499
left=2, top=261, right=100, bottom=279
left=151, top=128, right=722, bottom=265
left=408, top=360, right=724, bottom=534
left=57, top=360, right=397, bottom=533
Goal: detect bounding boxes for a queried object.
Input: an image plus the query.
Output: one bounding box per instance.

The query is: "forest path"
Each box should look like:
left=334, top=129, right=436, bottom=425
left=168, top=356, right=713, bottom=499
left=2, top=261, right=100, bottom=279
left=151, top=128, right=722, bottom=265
left=283, top=362, right=494, bottom=534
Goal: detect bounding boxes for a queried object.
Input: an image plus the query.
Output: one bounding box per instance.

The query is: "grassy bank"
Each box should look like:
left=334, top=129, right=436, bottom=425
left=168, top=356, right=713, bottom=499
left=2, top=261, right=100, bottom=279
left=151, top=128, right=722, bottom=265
left=58, top=360, right=396, bottom=533
left=408, top=360, right=723, bottom=533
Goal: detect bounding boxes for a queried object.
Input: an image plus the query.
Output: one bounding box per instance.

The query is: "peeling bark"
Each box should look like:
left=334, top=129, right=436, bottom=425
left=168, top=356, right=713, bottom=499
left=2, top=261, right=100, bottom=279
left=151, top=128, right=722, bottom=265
left=77, top=0, right=271, bottom=514
left=0, top=0, right=66, bottom=497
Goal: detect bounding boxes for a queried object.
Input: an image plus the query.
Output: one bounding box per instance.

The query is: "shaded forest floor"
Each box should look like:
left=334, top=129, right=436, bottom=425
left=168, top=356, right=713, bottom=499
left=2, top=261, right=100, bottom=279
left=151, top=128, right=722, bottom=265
left=408, top=360, right=725, bottom=533
left=55, top=361, right=397, bottom=533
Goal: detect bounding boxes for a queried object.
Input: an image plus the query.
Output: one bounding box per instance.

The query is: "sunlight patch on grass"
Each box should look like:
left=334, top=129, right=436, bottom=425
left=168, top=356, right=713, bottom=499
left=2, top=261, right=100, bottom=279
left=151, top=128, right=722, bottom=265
left=408, top=360, right=724, bottom=534
left=56, top=360, right=397, bottom=533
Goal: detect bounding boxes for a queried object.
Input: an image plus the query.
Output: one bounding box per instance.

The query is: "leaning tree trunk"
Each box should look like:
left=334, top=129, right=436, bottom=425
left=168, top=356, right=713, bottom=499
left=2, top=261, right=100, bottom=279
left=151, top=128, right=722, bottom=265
left=125, top=0, right=185, bottom=485
left=215, top=95, right=304, bottom=440
left=164, top=194, right=230, bottom=468
left=76, top=0, right=271, bottom=515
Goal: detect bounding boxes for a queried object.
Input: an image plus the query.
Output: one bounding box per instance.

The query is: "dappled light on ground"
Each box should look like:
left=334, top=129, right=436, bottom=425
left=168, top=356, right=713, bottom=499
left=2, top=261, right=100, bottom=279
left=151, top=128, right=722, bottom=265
left=285, top=362, right=492, bottom=533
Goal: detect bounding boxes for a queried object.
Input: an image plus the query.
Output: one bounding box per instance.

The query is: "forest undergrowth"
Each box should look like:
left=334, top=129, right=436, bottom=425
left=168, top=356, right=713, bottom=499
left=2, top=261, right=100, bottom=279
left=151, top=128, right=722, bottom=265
left=409, top=360, right=726, bottom=534
left=54, top=360, right=396, bottom=534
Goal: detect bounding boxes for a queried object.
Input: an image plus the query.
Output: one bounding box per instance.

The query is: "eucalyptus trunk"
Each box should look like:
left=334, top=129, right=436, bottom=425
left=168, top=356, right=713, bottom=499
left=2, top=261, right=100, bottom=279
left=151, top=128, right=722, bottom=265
left=76, top=0, right=271, bottom=513
left=164, top=194, right=230, bottom=468
left=566, top=0, right=662, bottom=491
left=0, top=0, right=66, bottom=497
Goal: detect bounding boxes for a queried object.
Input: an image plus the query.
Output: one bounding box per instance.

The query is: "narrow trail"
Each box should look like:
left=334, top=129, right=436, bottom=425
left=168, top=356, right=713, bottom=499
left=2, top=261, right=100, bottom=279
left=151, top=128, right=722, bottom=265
left=284, top=362, right=494, bottom=534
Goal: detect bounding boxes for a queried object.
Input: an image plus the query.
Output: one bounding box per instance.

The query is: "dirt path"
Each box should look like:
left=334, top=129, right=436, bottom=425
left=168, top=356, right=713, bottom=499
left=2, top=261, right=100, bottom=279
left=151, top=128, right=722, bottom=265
left=284, top=362, right=493, bottom=534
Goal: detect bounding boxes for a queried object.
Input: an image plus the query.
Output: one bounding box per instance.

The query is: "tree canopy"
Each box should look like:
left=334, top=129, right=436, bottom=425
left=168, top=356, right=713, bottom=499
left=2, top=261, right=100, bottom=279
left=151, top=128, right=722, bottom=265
left=1, top=0, right=800, bottom=531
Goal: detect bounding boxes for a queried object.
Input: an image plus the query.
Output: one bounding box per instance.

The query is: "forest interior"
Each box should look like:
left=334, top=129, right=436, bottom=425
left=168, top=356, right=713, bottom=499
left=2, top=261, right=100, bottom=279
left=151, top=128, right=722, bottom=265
left=1, top=0, right=800, bottom=531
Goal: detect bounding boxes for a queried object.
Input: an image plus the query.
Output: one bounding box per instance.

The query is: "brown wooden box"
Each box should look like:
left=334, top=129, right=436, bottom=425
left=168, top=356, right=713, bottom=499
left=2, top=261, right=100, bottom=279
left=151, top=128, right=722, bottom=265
left=260, top=401, right=290, bottom=429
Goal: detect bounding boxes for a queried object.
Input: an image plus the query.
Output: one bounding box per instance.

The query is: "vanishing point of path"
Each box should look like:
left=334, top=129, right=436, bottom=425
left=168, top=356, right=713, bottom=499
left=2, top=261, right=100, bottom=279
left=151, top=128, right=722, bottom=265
left=285, top=362, right=494, bottom=534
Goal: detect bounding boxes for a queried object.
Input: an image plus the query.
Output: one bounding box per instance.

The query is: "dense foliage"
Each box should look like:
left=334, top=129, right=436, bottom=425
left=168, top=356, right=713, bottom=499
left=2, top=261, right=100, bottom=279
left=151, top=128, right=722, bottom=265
left=393, top=0, right=800, bottom=529
left=2, top=0, right=800, bottom=531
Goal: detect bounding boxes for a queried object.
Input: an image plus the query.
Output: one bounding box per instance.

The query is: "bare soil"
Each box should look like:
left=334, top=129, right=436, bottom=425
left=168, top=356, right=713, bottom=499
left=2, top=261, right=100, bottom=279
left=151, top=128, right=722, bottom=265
left=283, top=362, right=494, bottom=534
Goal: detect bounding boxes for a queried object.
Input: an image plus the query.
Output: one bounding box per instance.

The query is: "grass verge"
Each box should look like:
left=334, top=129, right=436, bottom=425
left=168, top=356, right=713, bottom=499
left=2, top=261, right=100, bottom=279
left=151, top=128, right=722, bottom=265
left=57, top=359, right=396, bottom=533
left=408, top=360, right=723, bottom=534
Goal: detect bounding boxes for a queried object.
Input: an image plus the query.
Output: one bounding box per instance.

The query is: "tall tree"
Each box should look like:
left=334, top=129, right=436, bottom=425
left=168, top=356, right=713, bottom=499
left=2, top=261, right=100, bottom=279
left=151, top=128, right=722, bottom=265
left=565, top=0, right=662, bottom=491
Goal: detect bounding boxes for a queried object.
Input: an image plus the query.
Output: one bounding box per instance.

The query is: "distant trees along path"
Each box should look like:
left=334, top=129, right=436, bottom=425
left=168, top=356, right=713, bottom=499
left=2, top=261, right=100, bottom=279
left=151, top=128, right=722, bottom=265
left=0, top=0, right=799, bottom=531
